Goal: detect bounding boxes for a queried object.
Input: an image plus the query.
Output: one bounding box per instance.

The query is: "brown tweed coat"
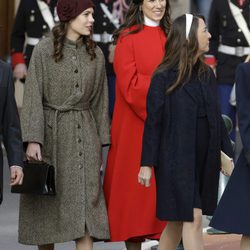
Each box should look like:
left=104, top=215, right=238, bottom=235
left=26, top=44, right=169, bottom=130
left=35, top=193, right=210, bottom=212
left=19, top=37, right=110, bottom=245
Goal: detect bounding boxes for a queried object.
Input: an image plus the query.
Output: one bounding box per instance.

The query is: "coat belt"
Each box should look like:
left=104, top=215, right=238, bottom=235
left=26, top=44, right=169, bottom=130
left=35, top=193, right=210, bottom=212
left=43, top=92, right=90, bottom=172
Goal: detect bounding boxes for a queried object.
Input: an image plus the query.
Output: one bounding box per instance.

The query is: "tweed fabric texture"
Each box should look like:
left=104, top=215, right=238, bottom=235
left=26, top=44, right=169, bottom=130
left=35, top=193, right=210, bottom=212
left=19, top=36, right=110, bottom=245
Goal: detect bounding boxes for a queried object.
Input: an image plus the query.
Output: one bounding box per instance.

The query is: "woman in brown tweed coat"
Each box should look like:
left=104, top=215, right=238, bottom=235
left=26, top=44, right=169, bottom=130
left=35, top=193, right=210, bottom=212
left=18, top=0, right=110, bottom=249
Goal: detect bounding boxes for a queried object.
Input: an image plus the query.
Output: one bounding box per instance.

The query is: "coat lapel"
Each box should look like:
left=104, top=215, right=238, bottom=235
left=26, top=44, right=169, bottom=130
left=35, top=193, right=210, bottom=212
left=200, top=82, right=209, bottom=103
left=183, top=83, right=197, bottom=103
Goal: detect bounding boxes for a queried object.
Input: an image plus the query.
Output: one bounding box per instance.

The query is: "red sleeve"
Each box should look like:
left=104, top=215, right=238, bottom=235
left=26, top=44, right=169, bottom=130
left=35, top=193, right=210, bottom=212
left=114, top=34, right=150, bottom=121
left=11, top=52, right=25, bottom=68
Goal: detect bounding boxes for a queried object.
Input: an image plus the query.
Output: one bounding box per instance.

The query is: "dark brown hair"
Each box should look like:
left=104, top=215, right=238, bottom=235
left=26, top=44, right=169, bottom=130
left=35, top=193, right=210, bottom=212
left=52, top=22, right=96, bottom=62
left=156, top=14, right=209, bottom=93
left=113, top=0, right=171, bottom=43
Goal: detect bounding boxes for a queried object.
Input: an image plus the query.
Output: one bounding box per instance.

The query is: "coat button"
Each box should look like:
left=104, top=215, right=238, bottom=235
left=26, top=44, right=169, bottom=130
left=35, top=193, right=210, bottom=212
left=79, top=152, right=82, bottom=156
left=72, top=56, right=76, bottom=60
left=237, top=38, right=241, bottom=43
left=75, top=83, right=79, bottom=88
left=74, top=69, right=78, bottom=73
left=77, top=138, right=82, bottom=143
left=78, top=164, right=83, bottom=169
left=238, top=28, right=242, bottom=32
left=77, top=124, right=81, bottom=129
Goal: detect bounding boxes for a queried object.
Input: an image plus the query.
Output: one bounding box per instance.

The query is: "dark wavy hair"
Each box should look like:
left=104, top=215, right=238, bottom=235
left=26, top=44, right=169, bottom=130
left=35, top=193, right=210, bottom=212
left=52, top=22, right=96, bottom=62
left=113, top=0, right=171, bottom=43
left=155, top=14, right=210, bottom=93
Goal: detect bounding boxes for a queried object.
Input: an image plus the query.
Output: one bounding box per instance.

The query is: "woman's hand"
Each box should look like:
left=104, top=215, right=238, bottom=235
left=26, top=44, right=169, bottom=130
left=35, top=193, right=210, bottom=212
left=10, top=166, right=24, bottom=186
left=220, top=168, right=229, bottom=176
left=138, top=166, right=152, bottom=187
left=13, top=63, right=27, bottom=80
left=26, top=142, right=42, bottom=161
left=221, top=159, right=234, bottom=176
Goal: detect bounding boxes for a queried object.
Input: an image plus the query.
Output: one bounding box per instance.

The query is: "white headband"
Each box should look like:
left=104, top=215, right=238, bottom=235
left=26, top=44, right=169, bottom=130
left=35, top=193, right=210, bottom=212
left=185, top=14, right=193, bottom=39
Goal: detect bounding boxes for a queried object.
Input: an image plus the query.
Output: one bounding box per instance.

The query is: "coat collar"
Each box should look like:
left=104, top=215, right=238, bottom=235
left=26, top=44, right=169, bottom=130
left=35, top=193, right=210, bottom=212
left=64, top=37, right=84, bottom=49
left=183, top=77, right=209, bottom=104
left=183, top=83, right=197, bottom=103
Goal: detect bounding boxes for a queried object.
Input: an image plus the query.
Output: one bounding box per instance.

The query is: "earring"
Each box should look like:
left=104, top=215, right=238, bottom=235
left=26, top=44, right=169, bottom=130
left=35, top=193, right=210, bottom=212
left=139, top=5, right=142, bottom=12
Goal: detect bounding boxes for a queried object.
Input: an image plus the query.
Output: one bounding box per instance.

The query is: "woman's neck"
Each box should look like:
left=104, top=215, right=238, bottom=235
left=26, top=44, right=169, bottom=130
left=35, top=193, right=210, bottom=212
left=144, top=16, right=160, bottom=27
left=66, top=31, right=80, bottom=42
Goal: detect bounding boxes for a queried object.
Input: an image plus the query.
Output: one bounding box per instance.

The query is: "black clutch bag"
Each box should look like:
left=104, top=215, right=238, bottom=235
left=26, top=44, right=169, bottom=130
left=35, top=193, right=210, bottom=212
left=11, top=161, right=56, bottom=195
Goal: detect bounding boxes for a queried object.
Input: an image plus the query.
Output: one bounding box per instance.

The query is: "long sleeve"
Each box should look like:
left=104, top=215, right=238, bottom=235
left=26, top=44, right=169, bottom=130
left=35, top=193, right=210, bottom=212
left=21, top=43, right=44, bottom=145
left=2, top=65, right=23, bottom=167
left=236, top=63, right=250, bottom=164
left=11, top=0, right=26, bottom=67
left=90, top=49, right=110, bottom=145
left=208, top=0, right=220, bottom=58
left=209, top=69, right=233, bottom=156
left=114, top=34, right=151, bottom=121
left=141, top=72, right=167, bottom=166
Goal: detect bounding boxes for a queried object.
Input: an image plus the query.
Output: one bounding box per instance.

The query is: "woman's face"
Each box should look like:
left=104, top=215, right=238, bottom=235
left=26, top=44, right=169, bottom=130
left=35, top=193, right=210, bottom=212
left=197, top=18, right=211, bottom=54
left=67, top=7, right=94, bottom=41
left=141, top=0, right=166, bottom=22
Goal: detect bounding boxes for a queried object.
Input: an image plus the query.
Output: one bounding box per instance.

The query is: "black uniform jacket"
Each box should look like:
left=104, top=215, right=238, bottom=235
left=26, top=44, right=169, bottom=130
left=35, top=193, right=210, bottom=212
left=11, top=0, right=57, bottom=67
left=208, top=0, right=250, bottom=84
left=0, top=61, right=23, bottom=204
left=141, top=67, right=233, bottom=221
left=93, top=0, right=118, bottom=75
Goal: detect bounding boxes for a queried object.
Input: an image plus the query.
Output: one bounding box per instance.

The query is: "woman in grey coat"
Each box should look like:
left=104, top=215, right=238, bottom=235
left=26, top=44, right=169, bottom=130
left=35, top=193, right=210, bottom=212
left=19, top=0, right=110, bottom=249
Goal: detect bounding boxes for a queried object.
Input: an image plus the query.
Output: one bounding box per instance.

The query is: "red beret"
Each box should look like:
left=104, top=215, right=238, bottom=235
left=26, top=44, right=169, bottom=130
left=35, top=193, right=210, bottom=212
left=57, top=0, right=94, bottom=22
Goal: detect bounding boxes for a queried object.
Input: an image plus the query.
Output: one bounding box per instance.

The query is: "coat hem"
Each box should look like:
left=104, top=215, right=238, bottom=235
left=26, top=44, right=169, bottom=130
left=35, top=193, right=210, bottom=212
left=108, top=229, right=164, bottom=242
left=18, top=232, right=110, bottom=246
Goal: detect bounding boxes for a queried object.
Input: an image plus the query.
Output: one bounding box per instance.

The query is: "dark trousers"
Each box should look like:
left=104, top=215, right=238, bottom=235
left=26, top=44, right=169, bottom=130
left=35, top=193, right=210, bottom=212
left=108, top=74, right=116, bottom=119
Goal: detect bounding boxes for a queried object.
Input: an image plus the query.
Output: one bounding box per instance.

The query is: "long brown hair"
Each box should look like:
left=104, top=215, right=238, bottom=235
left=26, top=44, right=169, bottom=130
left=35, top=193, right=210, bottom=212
left=52, top=22, right=96, bottom=62
left=156, top=14, right=209, bottom=93
left=113, top=0, right=171, bottom=43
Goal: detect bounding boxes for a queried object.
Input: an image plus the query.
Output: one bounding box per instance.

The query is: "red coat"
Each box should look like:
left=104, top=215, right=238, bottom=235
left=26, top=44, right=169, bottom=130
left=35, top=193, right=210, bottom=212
left=104, top=25, right=167, bottom=241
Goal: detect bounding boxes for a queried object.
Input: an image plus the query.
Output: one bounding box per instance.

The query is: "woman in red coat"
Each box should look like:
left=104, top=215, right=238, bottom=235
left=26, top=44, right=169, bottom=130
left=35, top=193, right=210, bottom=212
left=103, top=0, right=170, bottom=249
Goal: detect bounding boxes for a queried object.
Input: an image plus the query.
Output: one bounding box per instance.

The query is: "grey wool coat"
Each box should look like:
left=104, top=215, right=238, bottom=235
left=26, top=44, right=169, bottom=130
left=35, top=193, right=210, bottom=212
left=19, top=37, right=110, bottom=245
